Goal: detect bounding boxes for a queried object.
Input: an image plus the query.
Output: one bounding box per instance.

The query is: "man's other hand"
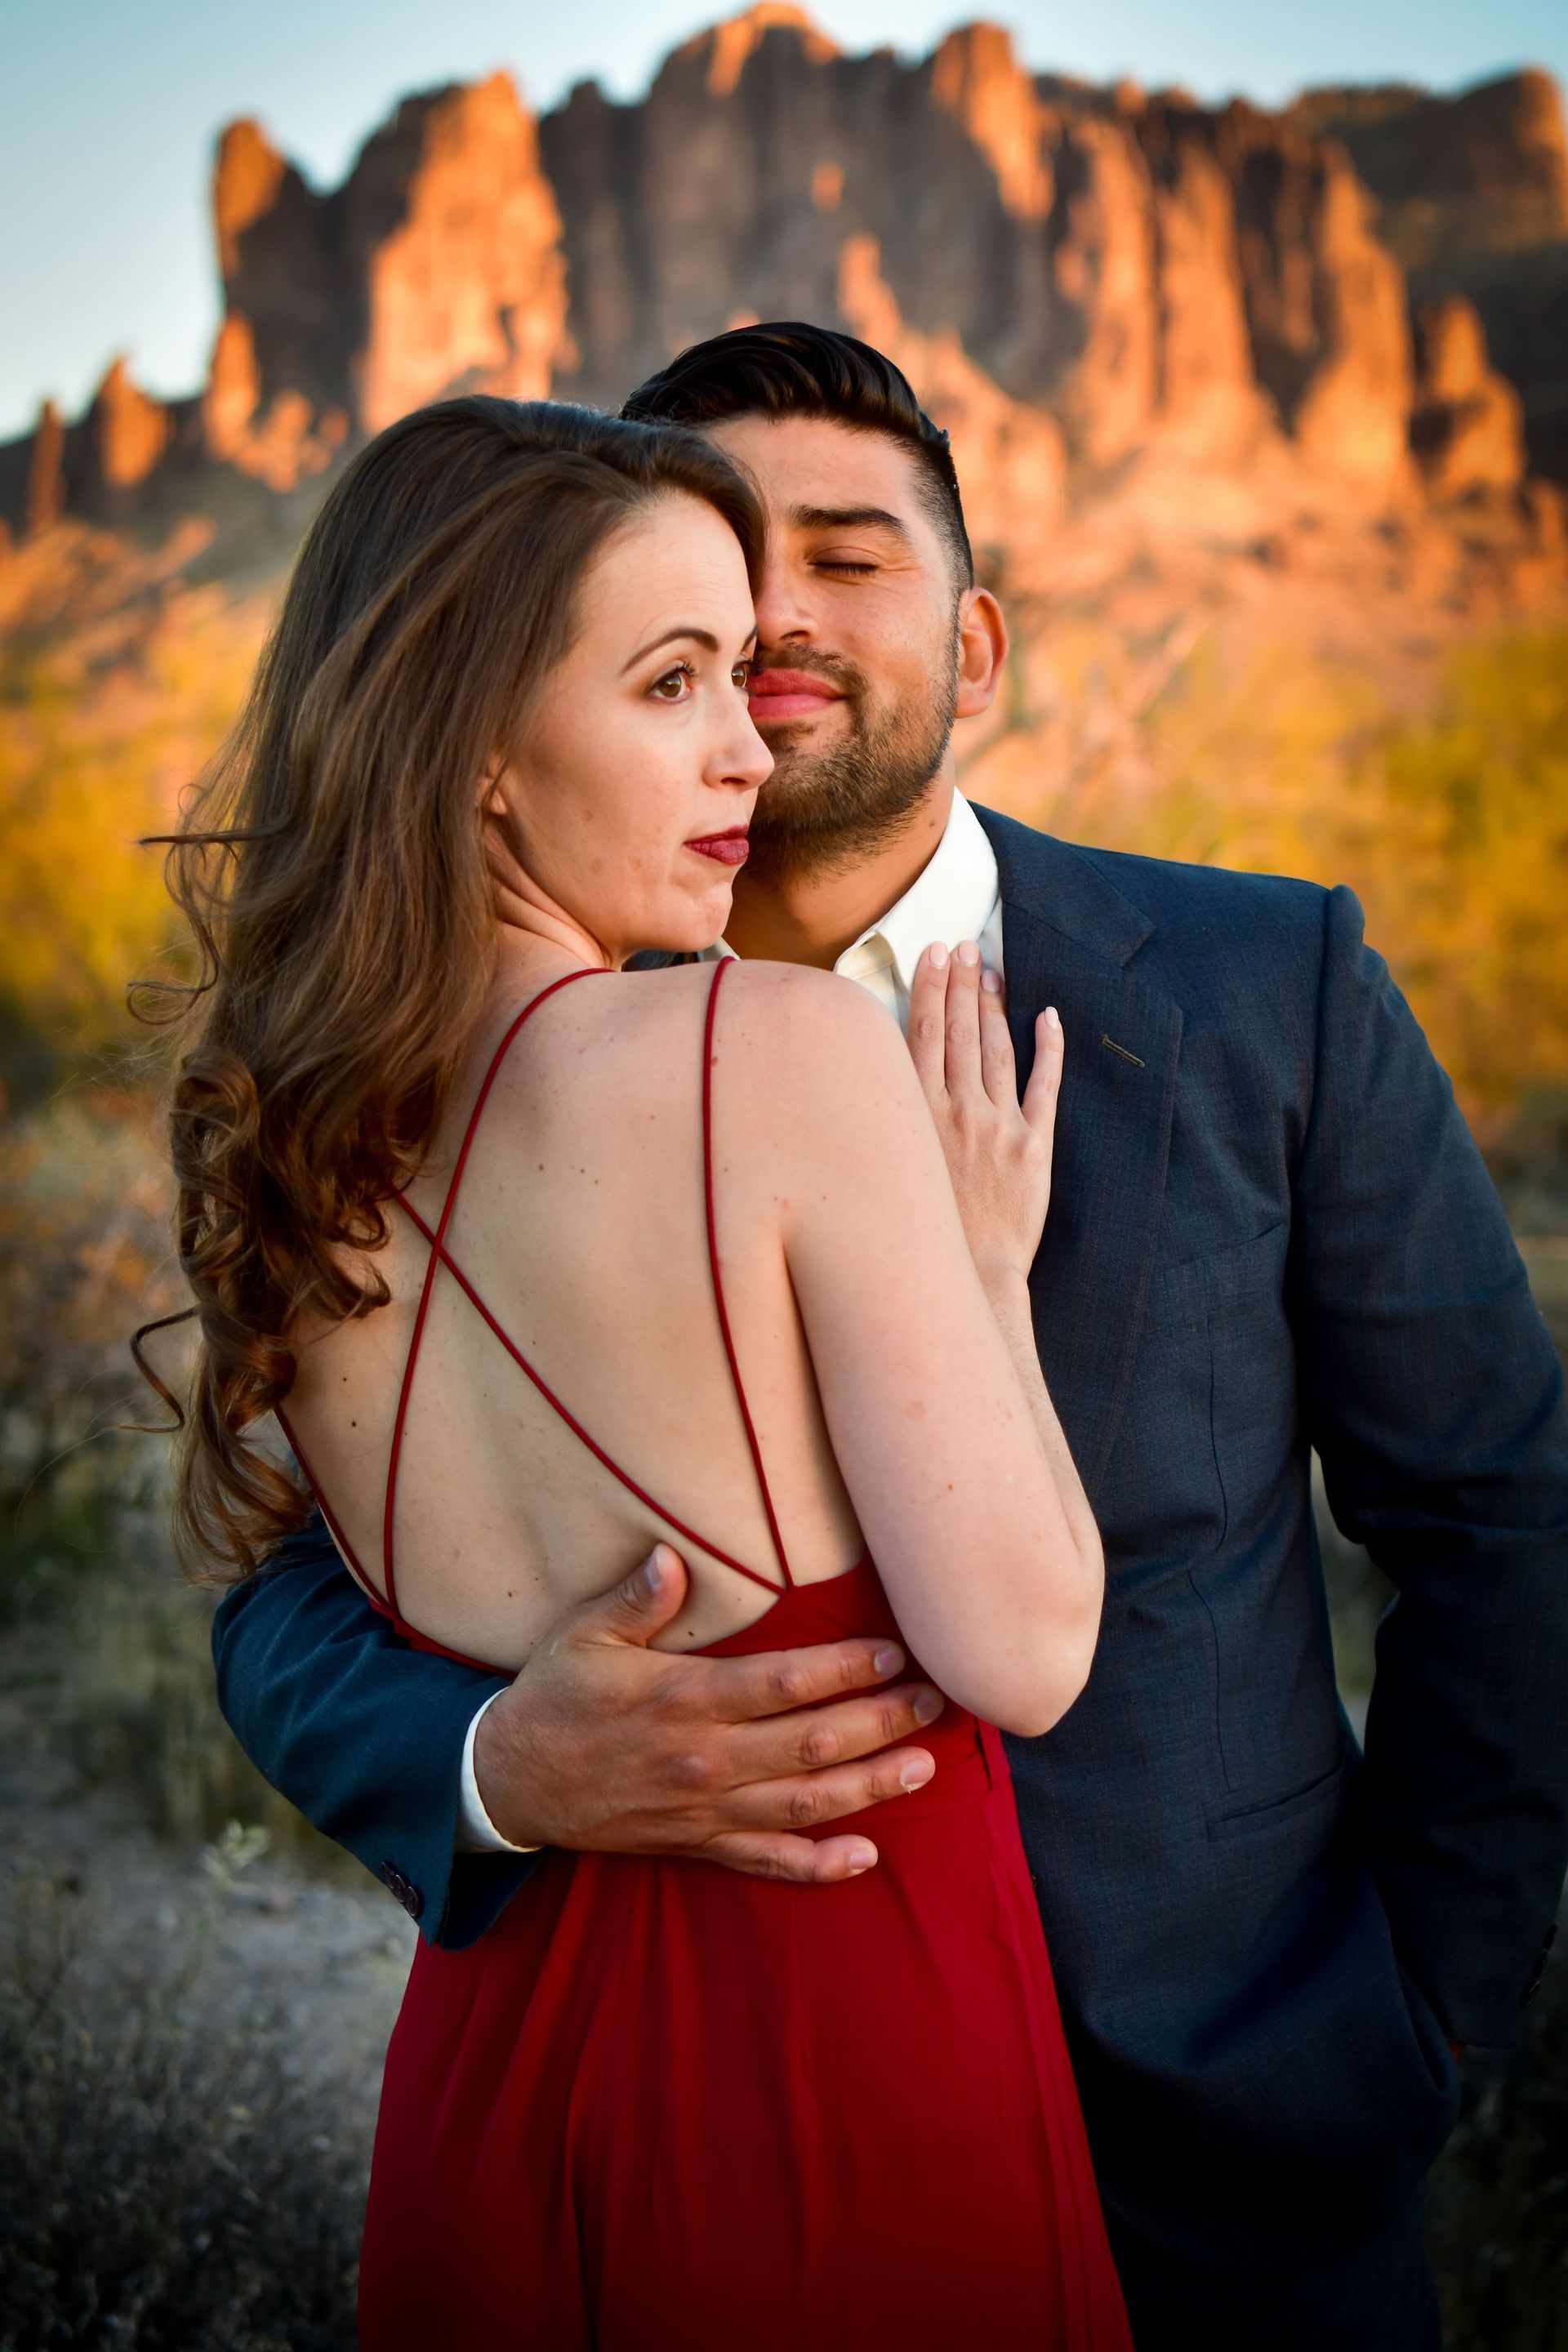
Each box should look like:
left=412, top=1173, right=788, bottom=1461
left=473, top=1544, right=944, bottom=1881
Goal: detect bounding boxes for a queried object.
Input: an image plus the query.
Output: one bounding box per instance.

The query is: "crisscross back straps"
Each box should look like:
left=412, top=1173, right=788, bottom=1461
left=384, top=959, right=790, bottom=1613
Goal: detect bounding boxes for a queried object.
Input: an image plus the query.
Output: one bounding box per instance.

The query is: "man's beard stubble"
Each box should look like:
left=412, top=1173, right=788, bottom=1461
left=744, top=629, right=960, bottom=888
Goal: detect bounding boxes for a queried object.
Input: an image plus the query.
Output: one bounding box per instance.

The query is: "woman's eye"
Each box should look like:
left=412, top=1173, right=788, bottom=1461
left=732, top=662, right=752, bottom=690
left=649, top=662, right=696, bottom=702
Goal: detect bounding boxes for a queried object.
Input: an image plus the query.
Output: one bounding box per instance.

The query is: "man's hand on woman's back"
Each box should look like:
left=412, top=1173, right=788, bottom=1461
left=473, top=1542, right=944, bottom=1880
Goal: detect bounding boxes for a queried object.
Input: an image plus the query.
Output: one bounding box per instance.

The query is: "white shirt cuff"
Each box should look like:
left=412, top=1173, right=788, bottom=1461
left=456, top=1690, right=542, bottom=1855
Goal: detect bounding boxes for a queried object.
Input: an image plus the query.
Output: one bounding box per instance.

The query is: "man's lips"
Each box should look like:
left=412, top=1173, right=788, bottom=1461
left=686, top=828, right=751, bottom=867
left=747, top=669, right=844, bottom=724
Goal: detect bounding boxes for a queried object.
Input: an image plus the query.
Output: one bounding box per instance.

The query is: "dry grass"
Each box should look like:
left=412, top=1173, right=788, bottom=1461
left=1434, top=1957, right=1568, bottom=2352
left=0, top=1868, right=366, bottom=2352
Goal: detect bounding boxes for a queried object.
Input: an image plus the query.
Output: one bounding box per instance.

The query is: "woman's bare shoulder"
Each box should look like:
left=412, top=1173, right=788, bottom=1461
left=586, top=958, right=900, bottom=1068
left=714, top=957, right=900, bottom=1052
left=710, top=961, right=928, bottom=1169
left=513, top=958, right=915, bottom=1149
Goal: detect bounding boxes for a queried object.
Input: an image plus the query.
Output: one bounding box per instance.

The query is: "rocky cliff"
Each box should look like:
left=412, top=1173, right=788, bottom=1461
left=540, top=18, right=1425, bottom=490
left=2, top=7, right=1564, bottom=564
left=1290, top=68, right=1568, bottom=479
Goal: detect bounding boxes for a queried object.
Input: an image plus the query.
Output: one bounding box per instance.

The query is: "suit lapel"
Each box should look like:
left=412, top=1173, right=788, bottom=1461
left=976, top=806, right=1183, bottom=1502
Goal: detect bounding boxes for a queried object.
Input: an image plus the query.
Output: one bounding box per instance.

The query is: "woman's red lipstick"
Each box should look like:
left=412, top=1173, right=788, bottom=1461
left=686, top=827, right=751, bottom=867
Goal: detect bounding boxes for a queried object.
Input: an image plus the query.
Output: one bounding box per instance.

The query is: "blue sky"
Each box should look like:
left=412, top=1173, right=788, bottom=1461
left=5, top=1, right=1566, bottom=441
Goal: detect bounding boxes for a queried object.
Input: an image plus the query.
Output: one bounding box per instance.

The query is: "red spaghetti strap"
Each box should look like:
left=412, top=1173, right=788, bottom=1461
left=381, top=966, right=608, bottom=1621
left=702, top=959, right=794, bottom=1588
left=276, top=1403, right=392, bottom=1618
left=279, top=1401, right=506, bottom=1672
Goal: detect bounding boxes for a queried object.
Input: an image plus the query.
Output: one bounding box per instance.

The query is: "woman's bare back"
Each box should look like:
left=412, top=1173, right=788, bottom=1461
left=282, top=960, right=865, bottom=1670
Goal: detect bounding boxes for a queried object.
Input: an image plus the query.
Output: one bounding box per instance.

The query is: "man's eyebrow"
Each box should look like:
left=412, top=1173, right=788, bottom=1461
left=787, top=504, right=913, bottom=541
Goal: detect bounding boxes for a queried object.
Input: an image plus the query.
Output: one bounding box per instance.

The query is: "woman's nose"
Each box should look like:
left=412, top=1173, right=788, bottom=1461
left=724, top=707, right=774, bottom=791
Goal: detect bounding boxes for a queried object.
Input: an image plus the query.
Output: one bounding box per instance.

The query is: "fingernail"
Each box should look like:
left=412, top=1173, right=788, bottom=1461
left=956, top=940, right=980, bottom=966
left=847, top=1846, right=876, bottom=1874
left=1045, top=1006, right=1061, bottom=1030
left=641, top=1548, right=667, bottom=1592
left=980, top=968, right=1001, bottom=995
left=872, top=1644, right=904, bottom=1677
left=899, top=1757, right=934, bottom=1791
left=912, top=1688, right=942, bottom=1724
left=927, top=942, right=948, bottom=970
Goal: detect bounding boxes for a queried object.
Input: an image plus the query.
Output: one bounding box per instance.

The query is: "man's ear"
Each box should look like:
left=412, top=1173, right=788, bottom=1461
left=955, top=588, right=1008, bottom=720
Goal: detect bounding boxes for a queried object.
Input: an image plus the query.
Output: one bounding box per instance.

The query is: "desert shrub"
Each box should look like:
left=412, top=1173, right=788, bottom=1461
left=1002, top=620, right=1568, bottom=1141
left=0, top=1097, right=354, bottom=1873
left=1517, top=1235, right=1568, bottom=1362
left=0, top=600, right=258, bottom=1103
left=0, top=1872, right=365, bottom=2352
left=2, top=1448, right=357, bottom=1873
left=2, top=1473, right=358, bottom=1871
left=0, top=1096, right=180, bottom=1548
left=59, top=1552, right=359, bottom=1873
left=1358, top=626, right=1568, bottom=1135
left=0, top=658, right=171, bottom=1092
left=1432, top=1940, right=1568, bottom=2352
left=1489, top=1087, right=1568, bottom=1245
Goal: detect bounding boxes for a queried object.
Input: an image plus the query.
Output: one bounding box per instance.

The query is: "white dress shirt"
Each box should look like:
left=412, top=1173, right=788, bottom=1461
left=457, top=791, right=1004, bottom=1852
left=726, top=786, right=1004, bottom=1028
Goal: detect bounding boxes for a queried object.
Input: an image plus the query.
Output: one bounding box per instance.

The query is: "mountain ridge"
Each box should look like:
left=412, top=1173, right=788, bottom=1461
left=3, top=8, right=1566, bottom=550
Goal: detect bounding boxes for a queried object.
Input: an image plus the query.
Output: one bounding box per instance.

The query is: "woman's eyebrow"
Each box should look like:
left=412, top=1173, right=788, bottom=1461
left=788, top=504, right=912, bottom=541
left=620, top=622, right=759, bottom=673
left=621, top=624, right=719, bottom=672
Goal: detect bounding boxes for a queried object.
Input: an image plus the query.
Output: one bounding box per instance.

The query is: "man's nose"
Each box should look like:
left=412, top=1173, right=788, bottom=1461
left=750, top=550, right=815, bottom=648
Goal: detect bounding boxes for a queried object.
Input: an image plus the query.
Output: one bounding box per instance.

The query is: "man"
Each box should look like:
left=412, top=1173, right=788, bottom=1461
left=213, top=324, right=1568, bottom=2347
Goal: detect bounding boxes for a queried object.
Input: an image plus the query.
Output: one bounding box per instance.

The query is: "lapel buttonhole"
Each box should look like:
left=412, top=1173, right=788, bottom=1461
left=1099, top=1034, right=1146, bottom=1068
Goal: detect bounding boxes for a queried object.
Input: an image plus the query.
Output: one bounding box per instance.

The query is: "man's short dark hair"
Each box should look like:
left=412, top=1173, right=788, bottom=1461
left=621, top=323, right=973, bottom=590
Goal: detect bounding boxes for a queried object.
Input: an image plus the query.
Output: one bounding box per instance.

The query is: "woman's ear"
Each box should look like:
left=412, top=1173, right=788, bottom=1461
left=479, top=754, right=511, bottom=818
left=955, top=588, right=1009, bottom=720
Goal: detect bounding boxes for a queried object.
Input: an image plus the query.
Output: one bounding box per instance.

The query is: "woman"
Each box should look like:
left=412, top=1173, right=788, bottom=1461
left=149, top=396, right=1131, bottom=2348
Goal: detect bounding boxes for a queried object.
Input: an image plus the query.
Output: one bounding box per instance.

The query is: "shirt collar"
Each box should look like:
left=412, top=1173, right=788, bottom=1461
left=706, top=789, right=1001, bottom=982
left=848, top=789, right=1000, bottom=996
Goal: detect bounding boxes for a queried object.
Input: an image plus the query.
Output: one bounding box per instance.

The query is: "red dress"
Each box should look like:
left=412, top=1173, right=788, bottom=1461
left=289, top=963, right=1132, bottom=2351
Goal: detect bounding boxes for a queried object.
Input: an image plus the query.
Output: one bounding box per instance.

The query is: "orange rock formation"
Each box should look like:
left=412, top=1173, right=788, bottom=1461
left=2, top=7, right=1564, bottom=568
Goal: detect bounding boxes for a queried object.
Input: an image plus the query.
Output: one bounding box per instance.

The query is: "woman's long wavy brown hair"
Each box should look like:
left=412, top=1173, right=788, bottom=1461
left=136, top=396, right=763, bottom=1580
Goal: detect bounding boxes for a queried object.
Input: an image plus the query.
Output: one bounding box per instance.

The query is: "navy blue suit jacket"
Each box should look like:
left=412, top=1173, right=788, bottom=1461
left=213, top=808, right=1568, bottom=2273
